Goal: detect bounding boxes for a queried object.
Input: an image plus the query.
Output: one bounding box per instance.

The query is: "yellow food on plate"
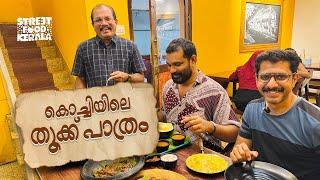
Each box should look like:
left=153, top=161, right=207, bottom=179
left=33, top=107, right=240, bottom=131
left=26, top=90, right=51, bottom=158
left=158, top=122, right=173, bottom=132
left=133, top=169, right=187, bottom=180
left=185, top=154, right=228, bottom=174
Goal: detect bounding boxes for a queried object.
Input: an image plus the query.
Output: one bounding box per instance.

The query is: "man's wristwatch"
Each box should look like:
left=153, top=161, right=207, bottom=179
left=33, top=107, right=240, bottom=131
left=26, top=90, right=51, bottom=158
left=125, top=74, right=131, bottom=82
left=208, top=121, right=216, bottom=135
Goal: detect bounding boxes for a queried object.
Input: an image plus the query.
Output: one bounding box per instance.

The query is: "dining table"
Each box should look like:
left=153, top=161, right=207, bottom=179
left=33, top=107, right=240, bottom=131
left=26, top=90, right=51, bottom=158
left=36, top=143, right=232, bottom=180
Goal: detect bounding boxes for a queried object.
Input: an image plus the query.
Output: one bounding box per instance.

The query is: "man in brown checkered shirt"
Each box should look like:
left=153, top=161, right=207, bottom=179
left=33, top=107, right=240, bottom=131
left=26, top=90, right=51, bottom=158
left=72, top=4, right=146, bottom=88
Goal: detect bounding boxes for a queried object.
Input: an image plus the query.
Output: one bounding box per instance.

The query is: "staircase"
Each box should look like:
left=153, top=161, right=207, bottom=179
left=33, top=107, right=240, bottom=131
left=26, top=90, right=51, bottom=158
left=0, top=24, right=73, bottom=179
left=0, top=24, right=74, bottom=95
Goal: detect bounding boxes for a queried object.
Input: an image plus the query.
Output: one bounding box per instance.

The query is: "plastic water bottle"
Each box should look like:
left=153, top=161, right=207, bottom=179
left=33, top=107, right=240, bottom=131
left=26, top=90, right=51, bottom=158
left=304, top=57, right=312, bottom=67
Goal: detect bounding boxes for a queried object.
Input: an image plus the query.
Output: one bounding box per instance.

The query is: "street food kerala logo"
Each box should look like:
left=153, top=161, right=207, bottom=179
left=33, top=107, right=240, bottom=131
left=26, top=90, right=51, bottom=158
left=17, top=17, right=52, bottom=41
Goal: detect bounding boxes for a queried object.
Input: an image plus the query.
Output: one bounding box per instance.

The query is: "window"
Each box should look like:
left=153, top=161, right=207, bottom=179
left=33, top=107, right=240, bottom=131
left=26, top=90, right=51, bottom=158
left=130, top=0, right=191, bottom=65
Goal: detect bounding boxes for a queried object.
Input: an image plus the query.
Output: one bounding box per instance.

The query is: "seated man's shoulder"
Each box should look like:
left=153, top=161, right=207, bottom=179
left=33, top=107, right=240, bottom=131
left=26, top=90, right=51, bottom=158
left=297, top=98, right=320, bottom=119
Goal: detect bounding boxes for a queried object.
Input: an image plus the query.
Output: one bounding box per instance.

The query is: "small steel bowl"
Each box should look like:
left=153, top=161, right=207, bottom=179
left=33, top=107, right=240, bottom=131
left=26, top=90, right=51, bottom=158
left=160, top=154, right=178, bottom=169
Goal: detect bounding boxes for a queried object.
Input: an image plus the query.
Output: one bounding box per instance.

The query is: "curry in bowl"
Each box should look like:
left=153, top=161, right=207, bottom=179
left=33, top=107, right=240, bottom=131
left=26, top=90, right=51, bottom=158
left=171, top=133, right=186, bottom=146
left=158, top=122, right=173, bottom=139
left=145, top=155, right=160, bottom=166
left=156, top=140, right=170, bottom=153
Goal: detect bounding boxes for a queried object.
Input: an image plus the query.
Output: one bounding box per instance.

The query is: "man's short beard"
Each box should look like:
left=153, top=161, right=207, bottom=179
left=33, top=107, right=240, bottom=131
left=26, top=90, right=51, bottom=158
left=172, top=67, right=192, bottom=84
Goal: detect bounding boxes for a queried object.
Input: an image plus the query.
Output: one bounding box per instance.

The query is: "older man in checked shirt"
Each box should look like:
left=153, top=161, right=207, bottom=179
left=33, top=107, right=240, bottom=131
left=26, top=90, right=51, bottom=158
left=72, top=4, right=145, bottom=88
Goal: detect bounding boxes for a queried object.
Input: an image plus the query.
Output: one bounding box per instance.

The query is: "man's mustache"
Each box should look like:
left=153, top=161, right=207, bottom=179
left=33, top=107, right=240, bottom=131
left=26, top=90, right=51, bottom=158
left=171, top=73, right=182, bottom=78
left=262, top=87, right=284, bottom=93
left=100, top=25, right=112, bottom=31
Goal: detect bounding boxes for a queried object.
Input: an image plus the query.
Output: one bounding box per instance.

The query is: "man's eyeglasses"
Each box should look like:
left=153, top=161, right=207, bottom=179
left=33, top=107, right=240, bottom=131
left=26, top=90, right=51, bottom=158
left=257, top=73, right=294, bottom=83
left=93, top=17, right=114, bottom=24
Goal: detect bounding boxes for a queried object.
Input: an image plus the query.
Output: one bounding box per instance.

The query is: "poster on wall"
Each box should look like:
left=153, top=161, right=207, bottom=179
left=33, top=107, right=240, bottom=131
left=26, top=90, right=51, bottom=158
left=245, top=3, right=280, bottom=44
left=239, top=0, right=282, bottom=52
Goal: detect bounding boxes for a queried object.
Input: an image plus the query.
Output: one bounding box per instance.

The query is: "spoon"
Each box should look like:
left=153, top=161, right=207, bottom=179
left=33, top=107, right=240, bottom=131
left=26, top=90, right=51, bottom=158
left=199, top=137, right=204, bottom=154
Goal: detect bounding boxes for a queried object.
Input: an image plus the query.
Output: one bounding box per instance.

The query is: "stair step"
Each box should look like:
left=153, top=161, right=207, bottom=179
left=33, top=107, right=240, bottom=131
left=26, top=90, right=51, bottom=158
left=15, top=72, right=55, bottom=91
left=7, top=47, right=42, bottom=60
left=0, top=24, right=17, bottom=29
left=21, top=85, right=57, bottom=93
left=2, top=35, right=37, bottom=48
left=2, top=30, right=17, bottom=36
left=0, top=25, right=17, bottom=36
left=12, top=59, right=48, bottom=75
left=0, top=24, right=14, bottom=30
left=10, top=57, right=44, bottom=63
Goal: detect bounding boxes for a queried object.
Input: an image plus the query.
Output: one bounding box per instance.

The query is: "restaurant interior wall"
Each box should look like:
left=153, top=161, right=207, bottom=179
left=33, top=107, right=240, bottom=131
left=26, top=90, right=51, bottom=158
left=0, top=0, right=33, bottom=23
left=30, top=0, right=89, bottom=70
left=292, top=0, right=320, bottom=62
left=193, top=0, right=295, bottom=74
left=191, top=1, right=233, bottom=74
left=2, top=0, right=295, bottom=76
left=0, top=0, right=297, bottom=77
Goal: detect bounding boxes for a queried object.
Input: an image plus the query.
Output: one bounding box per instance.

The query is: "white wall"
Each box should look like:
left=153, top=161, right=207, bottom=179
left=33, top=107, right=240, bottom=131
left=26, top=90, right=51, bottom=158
left=292, top=0, right=320, bottom=63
